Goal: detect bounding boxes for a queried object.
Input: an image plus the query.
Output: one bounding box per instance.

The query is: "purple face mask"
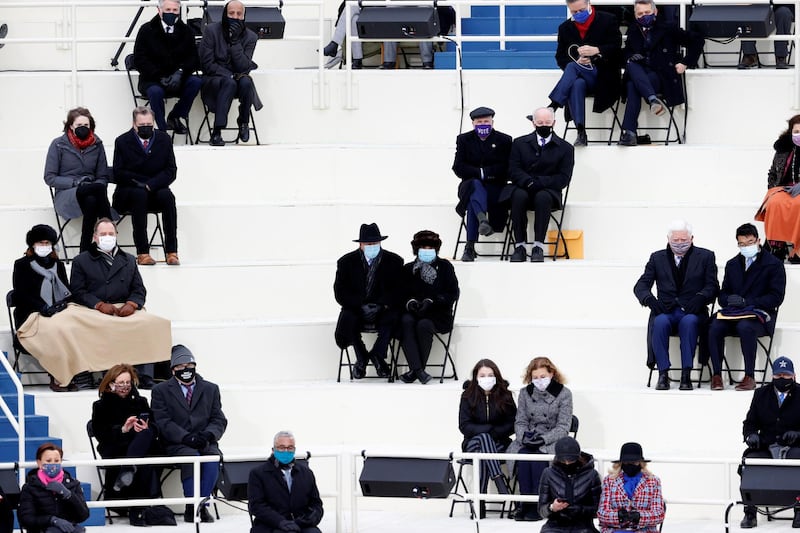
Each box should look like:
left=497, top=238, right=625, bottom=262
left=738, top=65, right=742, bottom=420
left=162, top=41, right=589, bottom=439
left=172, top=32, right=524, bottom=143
left=475, top=124, right=492, bottom=139
left=792, top=133, right=800, bottom=147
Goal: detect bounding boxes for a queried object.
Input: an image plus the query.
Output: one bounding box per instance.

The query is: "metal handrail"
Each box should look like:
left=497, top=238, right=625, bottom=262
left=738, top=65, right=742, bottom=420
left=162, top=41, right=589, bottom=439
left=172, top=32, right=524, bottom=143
left=0, top=352, right=24, bottom=486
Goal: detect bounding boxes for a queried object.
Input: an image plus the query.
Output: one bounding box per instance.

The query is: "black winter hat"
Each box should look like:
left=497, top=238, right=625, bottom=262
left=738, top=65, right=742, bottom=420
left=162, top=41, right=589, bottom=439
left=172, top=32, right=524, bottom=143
left=26, top=224, right=58, bottom=247
left=469, top=106, right=495, bottom=120
left=554, top=436, right=581, bottom=462
left=615, top=442, right=649, bottom=463
left=411, top=230, right=442, bottom=254
left=353, top=223, right=388, bottom=243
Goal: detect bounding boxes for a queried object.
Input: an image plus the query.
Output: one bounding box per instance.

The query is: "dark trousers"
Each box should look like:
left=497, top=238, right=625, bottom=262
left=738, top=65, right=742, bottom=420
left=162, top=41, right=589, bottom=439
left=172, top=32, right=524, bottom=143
left=465, top=180, right=504, bottom=241
left=400, top=313, right=441, bottom=371
left=144, top=76, right=202, bottom=131
left=622, top=62, right=663, bottom=132
left=510, top=188, right=557, bottom=244
left=516, top=447, right=547, bottom=496
left=177, top=453, right=219, bottom=497
left=465, top=433, right=506, bottom=492
left=708, top=317, right=769, bottom=376
left=548, top=62, right=598, bottom=126
left=204, top=76, right=254, bottom=129
left=335, top=308, right=398, bottom=364
left=113, top=186, right=178, bottom=254
left=251, top=525, right=321, bottom=533
left=76, top=182, right=111, bottom=252
left=651, top=308, right=700, bottom=371
left=102, top=428, right=158, bottom=499
left=742, top=6, right=794, bottom=57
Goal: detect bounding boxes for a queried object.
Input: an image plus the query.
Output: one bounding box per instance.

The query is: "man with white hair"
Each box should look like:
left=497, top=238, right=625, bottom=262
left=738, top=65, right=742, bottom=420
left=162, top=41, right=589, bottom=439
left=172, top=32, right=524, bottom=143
left=501, top=107, right=574, bottom=263
left=633, top=220, right=718, bottom=390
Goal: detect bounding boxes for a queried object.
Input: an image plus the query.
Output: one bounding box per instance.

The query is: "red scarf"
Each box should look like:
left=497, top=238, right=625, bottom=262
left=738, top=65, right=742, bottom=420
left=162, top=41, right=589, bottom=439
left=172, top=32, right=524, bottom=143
left=67, top=129, right=96, bottom=151
left=573, top=8, right=596, bottom=40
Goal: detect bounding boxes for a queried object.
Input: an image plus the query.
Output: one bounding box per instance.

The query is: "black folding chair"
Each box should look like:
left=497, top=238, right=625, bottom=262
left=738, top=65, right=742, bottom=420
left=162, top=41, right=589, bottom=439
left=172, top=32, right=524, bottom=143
left=49, top=187, right=82, bottom=262
left=114, top=210, right=166, bottom=259
left=86, top=420, right=116, bottom=524
left=627, top=72, right=688, bottom=145
left=562, top=98, right=622, bottom=145
left=503, top=182, right=572, bottom=261
left=337, top=326, right=397, bottom=383
left=452, top=214, right=512, bottom=261
left=645, top=311, right=712, bottom=388
left=5, top=290, right=48, bottom=381
left=195, top=98, right=260, bottom=145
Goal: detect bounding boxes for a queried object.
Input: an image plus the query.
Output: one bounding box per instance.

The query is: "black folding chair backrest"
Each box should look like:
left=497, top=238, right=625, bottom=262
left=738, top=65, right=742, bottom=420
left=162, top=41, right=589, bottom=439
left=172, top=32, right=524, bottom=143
left=569, top=414, right=579, bottom=437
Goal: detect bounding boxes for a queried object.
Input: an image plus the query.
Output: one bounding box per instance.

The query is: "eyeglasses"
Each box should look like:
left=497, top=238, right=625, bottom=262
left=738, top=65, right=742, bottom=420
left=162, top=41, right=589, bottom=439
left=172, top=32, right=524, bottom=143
left=737, top=240, right=758, bottom=248
left=113, top=381, right=131, bottom=387
left=275, top=446, right=296, bottom=452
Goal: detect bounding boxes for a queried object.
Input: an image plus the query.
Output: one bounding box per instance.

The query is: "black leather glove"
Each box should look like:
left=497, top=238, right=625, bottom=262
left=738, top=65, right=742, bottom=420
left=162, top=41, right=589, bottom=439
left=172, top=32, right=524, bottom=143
left=200, top=431, right=216, bottom=444
left=780, top=431, right=800, bottom=446
left=745, top=433, right=760, bottom=449
left=46, top=481, right=72, bottom=500
left=418, top=298, right=433, bottom=315
left=278, top=519, right=301, bottom=532
left=629, top=509, right=641, bottom=526
left=617, top=508, right=630, bottom=526
left=295, top=509, right=322, bottom=528
left=645, top=295, right=667, bottom=315
left=228, top=19, right=245, bottom=42
left=525, top=177, right=542, bottom=190
left=727, top=295, right=746, bottom=308
left=628, top=53, right=644, bottom=63
left=683, top=295, right=707, bottom=315
left=78, top=175, right=96, bottom=185
left=166, top=70, right=182, bottom=91
left=41, top=300, right=68, bottom=317
left=182, top=433, right=207, bottom=449
left=522, top=431, right=544, bottom=448
left=50, top=517, right=75, bottom=533
left=360, top=303, right=381, bottom=322
left=406, top=299, right=421, bottom=313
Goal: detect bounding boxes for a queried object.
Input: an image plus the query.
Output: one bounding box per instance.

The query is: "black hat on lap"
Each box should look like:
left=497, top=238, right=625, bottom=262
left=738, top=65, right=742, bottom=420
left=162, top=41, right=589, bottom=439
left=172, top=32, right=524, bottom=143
left=26, top=224, right=58, bottom=247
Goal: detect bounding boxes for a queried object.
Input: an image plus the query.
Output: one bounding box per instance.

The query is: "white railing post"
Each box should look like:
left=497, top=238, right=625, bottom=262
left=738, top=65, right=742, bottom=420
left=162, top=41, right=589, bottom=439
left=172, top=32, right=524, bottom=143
left=0, top=353, right=25, bottom=485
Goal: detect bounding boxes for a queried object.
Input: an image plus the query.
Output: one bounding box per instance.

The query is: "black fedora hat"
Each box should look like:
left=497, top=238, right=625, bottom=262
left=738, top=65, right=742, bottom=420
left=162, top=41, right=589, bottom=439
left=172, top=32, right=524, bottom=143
left=353, top=223, right=388, bottom=243
left=615, top=442, right=649, bottom=463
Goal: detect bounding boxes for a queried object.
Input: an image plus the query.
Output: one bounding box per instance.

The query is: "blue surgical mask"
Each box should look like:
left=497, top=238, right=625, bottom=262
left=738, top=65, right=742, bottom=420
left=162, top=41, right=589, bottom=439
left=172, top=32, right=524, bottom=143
left=274, top=450, right=295, bottom=465
left=41, top=463, right=62, bottom=478
left=740, top=244, right=759, bottom=259
left=474, top=124, right=492, bottom=140
left=637, top=13, right=655, bottom=27
left=417, top=249, right=436, bottom=263
left=572, top=7, right=591, bottom=23
left=363, top=244, right=381, bottom=260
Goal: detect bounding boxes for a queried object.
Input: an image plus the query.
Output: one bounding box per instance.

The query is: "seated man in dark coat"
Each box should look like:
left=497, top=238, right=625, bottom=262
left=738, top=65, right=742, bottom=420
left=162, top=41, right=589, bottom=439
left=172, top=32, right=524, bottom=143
left=548, top=0, right=622, bottom=146
left=199, top=0, right=259, bottom=146
left=503, top=108, right=574, bottom=263
left=708, top=223, right=786, bottom=391
left=249, top=431, right=324, bottom=533
left=113, top=106, right=180, bottom=266
left=633, top=219, right=718, bottom=390
left=133, top=0, right=201, bottom=134
left=452, top=106, right=512, bottom=262
left=151, top=345, right=228, bottom=523
left=740, top=356, right=800, bottom=529
left=334, top=223, right=404, bottom=379
left=398, top=230, right=459, bottom=384
left=618, top=0, right=704, bottom=146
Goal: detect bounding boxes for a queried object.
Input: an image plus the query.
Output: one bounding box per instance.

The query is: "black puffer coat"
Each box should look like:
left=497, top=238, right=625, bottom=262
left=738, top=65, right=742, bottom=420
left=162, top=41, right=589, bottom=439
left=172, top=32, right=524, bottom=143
left=18, top=469, right=89, bottom=533
left=538, top=452, right=601, bottom=533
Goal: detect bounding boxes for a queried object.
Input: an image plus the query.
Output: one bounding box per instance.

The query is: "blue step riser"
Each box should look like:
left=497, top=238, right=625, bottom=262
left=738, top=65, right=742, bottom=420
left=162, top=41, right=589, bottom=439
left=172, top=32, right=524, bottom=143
left=0, top=416, right=49, bottom=439
left=435, top=51, right=558, bottom=69
left=448, top=42, right=557, bottom=52
left=0, top=395, right=36, bottom=417
left=0, top=437, right=63, bottom=462
left=463, top=17, right=563, bottom=34
left=471, top=5, right=566, bottom=18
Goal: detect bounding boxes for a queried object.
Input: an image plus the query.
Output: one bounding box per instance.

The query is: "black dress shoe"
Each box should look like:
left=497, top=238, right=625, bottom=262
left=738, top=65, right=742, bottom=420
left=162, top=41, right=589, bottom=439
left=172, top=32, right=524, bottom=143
left=530, top=246, right=544, bottom=263
left=461, top=243, right=476, bottom=262
left=656, top=371, right=670, bottom=390
left=129, top=509, right=147, bottom=527
left=509, top=246, right=527, bottom=262
left=323, top=40, right=338, bottom=57
left=679, top=368, right=693, bottom=390
left=416, top=369, right=432, bottom=384
left=422, top=61, right=434, bottom=69
left=740, top=506, right=757, bottom=528
left=210, top=131, right=225, bottom=147
left=199, top=506, right=214, bottom=523
left=238, top=121, right=250, bottom=143
left=478, top=220, right=494, bottom=237
left=574, top=130, right=588, bottom=147
left=370, top=354, right=390, bottom=378
left=380, top=61, right=396, bottom=69
left=184, top=505, right=194, bottom=523
left=167, top=115, right=188, bottom=135
left=352, top=363, right=366, bottom=380
left=399, top=370, right=417, bottom=383
left=619, top=130, right=638, bottom=146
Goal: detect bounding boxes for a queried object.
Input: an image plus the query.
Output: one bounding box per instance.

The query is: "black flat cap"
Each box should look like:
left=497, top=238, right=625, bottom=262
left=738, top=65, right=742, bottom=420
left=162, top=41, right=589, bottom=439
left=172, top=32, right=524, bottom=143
left=469, top=107, right=495, bottom=120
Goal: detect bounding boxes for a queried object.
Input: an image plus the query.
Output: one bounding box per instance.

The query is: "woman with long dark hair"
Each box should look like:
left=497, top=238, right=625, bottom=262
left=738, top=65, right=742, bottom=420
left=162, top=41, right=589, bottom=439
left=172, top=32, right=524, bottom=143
left=458, top=358, right=516, bottom=505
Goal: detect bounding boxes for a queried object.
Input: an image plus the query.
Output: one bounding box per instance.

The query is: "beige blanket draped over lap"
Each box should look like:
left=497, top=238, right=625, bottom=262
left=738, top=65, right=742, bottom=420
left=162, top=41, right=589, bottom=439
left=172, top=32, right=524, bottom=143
left=755, top=186, right=800, bottom=248
left=16, top=303, right=171, bottom=385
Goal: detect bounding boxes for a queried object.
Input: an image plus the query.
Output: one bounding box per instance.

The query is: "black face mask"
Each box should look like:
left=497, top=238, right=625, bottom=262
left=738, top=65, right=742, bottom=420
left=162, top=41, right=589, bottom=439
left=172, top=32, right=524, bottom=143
left=535, top=125, right=552, bottom=139
left=621, top=463, right=642, bottom=477
left=137, top=126, right=154, bottom=140
left=162, top=12, right=179, bottom=26
left=74, top=125, right=91, bottom=140
left=774, top=377, right=794, bottom=392
left=558, top=461, right=579, bottom=474
left=174, top=366, right=196, bottom=384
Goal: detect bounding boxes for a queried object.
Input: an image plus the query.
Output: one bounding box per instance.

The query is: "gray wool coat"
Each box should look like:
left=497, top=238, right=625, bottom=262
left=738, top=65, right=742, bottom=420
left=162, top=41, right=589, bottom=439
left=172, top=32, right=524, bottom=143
left=507, top=381, right=573, bottom=457
left=43, top=133, right=110, bottom=220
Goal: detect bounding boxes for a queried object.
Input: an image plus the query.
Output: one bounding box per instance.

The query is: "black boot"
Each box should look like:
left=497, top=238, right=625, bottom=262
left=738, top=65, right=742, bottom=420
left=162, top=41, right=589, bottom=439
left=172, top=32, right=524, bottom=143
left=679, top=368, right=693, bottom=390
left=184, top=504, right=194, bottom=523
left=740, top=506, right=757, bottom=528
left=656, top=371, right=670, bottom=390
left=461, top=242, right=477, bottom=262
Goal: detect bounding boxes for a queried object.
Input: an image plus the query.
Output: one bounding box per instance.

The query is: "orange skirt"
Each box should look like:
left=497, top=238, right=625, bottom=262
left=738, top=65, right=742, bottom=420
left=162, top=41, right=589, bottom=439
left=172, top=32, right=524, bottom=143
left=755, top=186, right=800, bottom=245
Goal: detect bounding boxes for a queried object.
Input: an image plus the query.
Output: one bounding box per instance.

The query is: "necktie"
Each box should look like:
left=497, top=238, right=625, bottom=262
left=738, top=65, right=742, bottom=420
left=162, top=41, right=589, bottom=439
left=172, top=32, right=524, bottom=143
left=540, top=138, right=546, bottom=147
left=746, top=257, right=754, bottom=270
left=186, top=384, right=193, bottom=406
left=283, top=468, right=292, bottom=491
left=143, top=140, right=149, bottom=151
left=779, top=392, right=786, bottom=406
left=675, top=256, right=682, bottom=267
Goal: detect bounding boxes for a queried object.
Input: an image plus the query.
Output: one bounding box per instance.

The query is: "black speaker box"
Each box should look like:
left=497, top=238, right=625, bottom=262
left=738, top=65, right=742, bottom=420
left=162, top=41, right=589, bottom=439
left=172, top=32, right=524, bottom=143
left=689, top=5, right=775, bottom=38
left=216, top=460, right=262, bottom=501
left=359, top=457, right=455, bottom=498
left=357, top=6, right=441, bottom=39
left=740, top=464, right=800, bottom=506
left=206, top=6, right=286, bottom=39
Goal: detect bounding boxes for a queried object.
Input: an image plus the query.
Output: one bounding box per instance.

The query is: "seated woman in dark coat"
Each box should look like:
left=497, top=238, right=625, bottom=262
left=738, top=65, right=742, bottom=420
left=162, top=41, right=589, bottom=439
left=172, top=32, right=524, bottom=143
left=11, top=224, right=75, bottom=392
left=18, top=442, right=89, bottom=533
left=398, top=230, right=460, bottom=384
left=458, top=358, right=517, bottom=517
left=91, top=363, right=157, bottom=526
left=538, top=437, right=601, bottom=533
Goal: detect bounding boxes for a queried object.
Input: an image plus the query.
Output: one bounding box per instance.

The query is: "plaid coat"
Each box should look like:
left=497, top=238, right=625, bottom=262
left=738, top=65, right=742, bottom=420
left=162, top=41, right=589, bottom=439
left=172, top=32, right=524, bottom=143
left=597, top=472, right=664, bottom=533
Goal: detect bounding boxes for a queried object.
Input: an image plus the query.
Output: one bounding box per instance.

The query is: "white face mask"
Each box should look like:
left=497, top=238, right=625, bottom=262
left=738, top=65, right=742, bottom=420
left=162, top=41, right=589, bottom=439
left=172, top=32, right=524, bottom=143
left=477, top=376, right=496, bottom=391
left=739, top=244, right=759, bottom=259
left=532, top=377, right=551, bottom=391
left=97, top=235, right=117, bottom=252
left=34, top=245, right=52, bottom=258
